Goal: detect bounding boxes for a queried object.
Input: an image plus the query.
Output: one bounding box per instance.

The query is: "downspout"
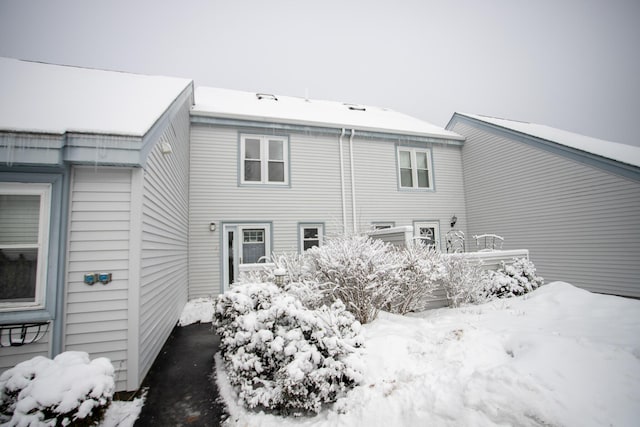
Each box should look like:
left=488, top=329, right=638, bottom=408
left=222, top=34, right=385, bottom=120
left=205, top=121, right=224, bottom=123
left=338, top=128, right=347, bottom=234
left=349, top=129, right=357, bottom=234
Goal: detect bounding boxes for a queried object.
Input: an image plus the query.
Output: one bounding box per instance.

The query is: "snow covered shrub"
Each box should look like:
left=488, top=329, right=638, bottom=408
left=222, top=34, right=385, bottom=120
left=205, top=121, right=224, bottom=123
left=485, top=257, right=544, bottom=299
left=0, top=351, right=115, bottom=427
left=214, top=282, right=363, bottom=415
left=307, top=235, right=399, bottom=324
left=441, top=255, right=490, bottom=308
left=389, top=242, right=446, bottom=314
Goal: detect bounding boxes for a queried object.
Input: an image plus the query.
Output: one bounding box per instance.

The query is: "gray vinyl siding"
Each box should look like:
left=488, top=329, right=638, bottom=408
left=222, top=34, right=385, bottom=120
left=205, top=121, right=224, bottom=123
left=189, top=126, right=345, bottom=298
left=137, top=97, right=190, bottom=385
left=451, top=120, right=640, bottom=298
left=0, top=327, right=51, bottom=372
left=353, top=138, right=467, bottom=243
left=65, top=167, right=132, bottom=390
left=189, top=124, right=467, bottom=298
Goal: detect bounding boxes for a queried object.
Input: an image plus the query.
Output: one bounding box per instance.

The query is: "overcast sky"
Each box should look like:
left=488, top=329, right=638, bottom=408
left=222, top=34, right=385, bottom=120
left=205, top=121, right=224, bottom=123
left=1, top=0, right=638, bottom=146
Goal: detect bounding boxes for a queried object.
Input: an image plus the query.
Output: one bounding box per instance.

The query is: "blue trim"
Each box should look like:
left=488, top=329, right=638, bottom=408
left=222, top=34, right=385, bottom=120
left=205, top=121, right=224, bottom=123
left=297, top=222, right=326, bottom=254
left=447, top=113, right=640, bottom=182
left=0, top=169, right=68, bottom=341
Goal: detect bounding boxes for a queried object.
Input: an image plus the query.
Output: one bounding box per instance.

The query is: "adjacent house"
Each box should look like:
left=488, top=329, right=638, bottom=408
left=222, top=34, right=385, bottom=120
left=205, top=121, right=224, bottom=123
left=447, top=113, right=640, bottom=298
left=0, top=57, right=193, bottom=391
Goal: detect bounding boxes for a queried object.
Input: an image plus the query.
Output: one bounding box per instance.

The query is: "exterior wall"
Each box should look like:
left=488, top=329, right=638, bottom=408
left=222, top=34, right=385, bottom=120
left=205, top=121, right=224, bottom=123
left=136, top=97, right=191, bottom=388
left=189, top=124, right=467, bottom=298
left=0, top=328, right=51, bottom=372
left=450, top=119, right=640, bottom=298
left=353, top=136, right=467, bottom=240
left=64, top=166, right=132, bottom=390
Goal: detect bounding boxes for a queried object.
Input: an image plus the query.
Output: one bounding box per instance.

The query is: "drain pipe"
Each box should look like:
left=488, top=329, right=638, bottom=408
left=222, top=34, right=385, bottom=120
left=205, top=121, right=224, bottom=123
left=338, top=128, right=347, bottom=234
left=349, top=129, right=357, bottom=234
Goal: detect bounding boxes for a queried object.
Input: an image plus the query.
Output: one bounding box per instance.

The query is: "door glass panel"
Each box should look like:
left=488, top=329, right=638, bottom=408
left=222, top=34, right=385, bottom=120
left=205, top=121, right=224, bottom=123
left=242, top=229, right=265, bottom=264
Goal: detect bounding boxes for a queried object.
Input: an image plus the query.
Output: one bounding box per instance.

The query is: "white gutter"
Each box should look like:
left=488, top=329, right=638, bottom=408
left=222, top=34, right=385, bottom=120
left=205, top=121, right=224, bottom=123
left=338, top=128, right=347, bottom=234
left=349, top=129, right=357, bottom=234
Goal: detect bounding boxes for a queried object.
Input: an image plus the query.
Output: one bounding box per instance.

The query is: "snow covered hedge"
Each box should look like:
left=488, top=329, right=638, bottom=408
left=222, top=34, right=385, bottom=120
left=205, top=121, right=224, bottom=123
left=484, top=257, right=544, bottom=299
left=0, top=351, right=115, bottom=427
left=214, top=282, right=363, bottom=416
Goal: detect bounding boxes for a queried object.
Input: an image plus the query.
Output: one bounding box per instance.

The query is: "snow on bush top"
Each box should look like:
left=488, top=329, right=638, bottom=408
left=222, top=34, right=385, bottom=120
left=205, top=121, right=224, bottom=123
left=0, top=351, right=115, bottom=426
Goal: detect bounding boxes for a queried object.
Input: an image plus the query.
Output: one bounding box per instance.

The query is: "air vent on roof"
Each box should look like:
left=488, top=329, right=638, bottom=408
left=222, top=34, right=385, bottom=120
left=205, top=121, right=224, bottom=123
left=344, top=103, right=366, bottom=111
left=256, top=93, right=278, bottom=101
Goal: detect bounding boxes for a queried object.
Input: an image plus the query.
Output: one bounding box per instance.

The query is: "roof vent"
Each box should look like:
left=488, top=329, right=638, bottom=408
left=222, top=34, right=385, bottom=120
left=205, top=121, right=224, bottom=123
left=256, top=93, right=278, bottom=101
left=344, top=103, right=366, bottom=111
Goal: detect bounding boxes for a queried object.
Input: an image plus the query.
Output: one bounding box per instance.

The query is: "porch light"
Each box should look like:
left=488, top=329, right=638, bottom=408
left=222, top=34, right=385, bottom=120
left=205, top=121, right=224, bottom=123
left=450, top=214, right=458, bottom=228
left=209, top=222, right=216, bottom=232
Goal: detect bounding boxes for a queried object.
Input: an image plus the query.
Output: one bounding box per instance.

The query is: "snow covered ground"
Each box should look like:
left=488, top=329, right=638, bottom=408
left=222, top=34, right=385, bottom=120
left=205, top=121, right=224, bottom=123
left=212, top=282, right=640, bottom=426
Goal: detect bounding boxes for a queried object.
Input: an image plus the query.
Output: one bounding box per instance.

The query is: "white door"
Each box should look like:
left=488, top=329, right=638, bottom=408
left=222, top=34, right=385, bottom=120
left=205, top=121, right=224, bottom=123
left=222, top=223, right=271, bottom=291
left=414, top=221, right=440, bottom=250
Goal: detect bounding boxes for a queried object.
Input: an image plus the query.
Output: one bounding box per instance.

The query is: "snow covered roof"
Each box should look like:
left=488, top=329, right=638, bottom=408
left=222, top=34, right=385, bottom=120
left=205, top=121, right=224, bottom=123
left=193, top=87, right=464, bottom=141
left=454, top=113, right=640, bottom=169
left=0, top=57, right=192, bottom=136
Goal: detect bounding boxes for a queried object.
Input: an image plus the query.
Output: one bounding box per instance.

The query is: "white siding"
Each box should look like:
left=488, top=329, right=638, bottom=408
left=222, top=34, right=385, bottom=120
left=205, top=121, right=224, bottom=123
left=137, top=98, right=191, bottom=386
left=452, top=120, right=640, bottom=298
left=189, top=125, right=467, bottom=298
left=65, top=167, right=132, bottom=391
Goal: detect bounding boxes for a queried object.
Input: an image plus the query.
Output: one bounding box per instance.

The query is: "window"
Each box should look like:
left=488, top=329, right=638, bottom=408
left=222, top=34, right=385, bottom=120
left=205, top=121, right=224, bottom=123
left=397, top=147, right=433, bottom=190
left=0, top=183, right=51, bottom=310
left=241, top=135, right=289, bottom=185
left=299, top=224, right=323, bottom=252
left=371, top=222, right=395, bottom=230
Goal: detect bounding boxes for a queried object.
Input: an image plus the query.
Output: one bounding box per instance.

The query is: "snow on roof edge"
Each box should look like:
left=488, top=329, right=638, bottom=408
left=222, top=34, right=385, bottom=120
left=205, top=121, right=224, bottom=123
left=453, top=112, right=640, bottom=169
left=0, top=57, right=193, bottom=137
left=193, top=86, right=464, bottom=141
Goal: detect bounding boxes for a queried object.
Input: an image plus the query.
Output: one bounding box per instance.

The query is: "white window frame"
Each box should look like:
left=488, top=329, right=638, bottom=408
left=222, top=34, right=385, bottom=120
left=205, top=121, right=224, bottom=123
left=397, top=147, right=433, bottom=190
left=240, top=134, right=289, bottom=185
left=0, top=182, right=51, bottom=311
left=299, top=223, right=324, bottom=252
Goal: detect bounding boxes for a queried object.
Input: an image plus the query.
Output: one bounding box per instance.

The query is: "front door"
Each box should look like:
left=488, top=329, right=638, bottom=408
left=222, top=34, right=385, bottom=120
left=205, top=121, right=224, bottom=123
left=222, top=223, right=271, bottom=291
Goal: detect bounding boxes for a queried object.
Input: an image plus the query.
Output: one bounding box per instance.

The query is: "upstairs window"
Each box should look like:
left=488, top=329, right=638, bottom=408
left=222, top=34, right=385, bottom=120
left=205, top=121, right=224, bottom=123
left=241, top=135, right=289, bottom=185
left=397, top=147, right=433, bottom=190
left=0, top=183, right=51, bottom=310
